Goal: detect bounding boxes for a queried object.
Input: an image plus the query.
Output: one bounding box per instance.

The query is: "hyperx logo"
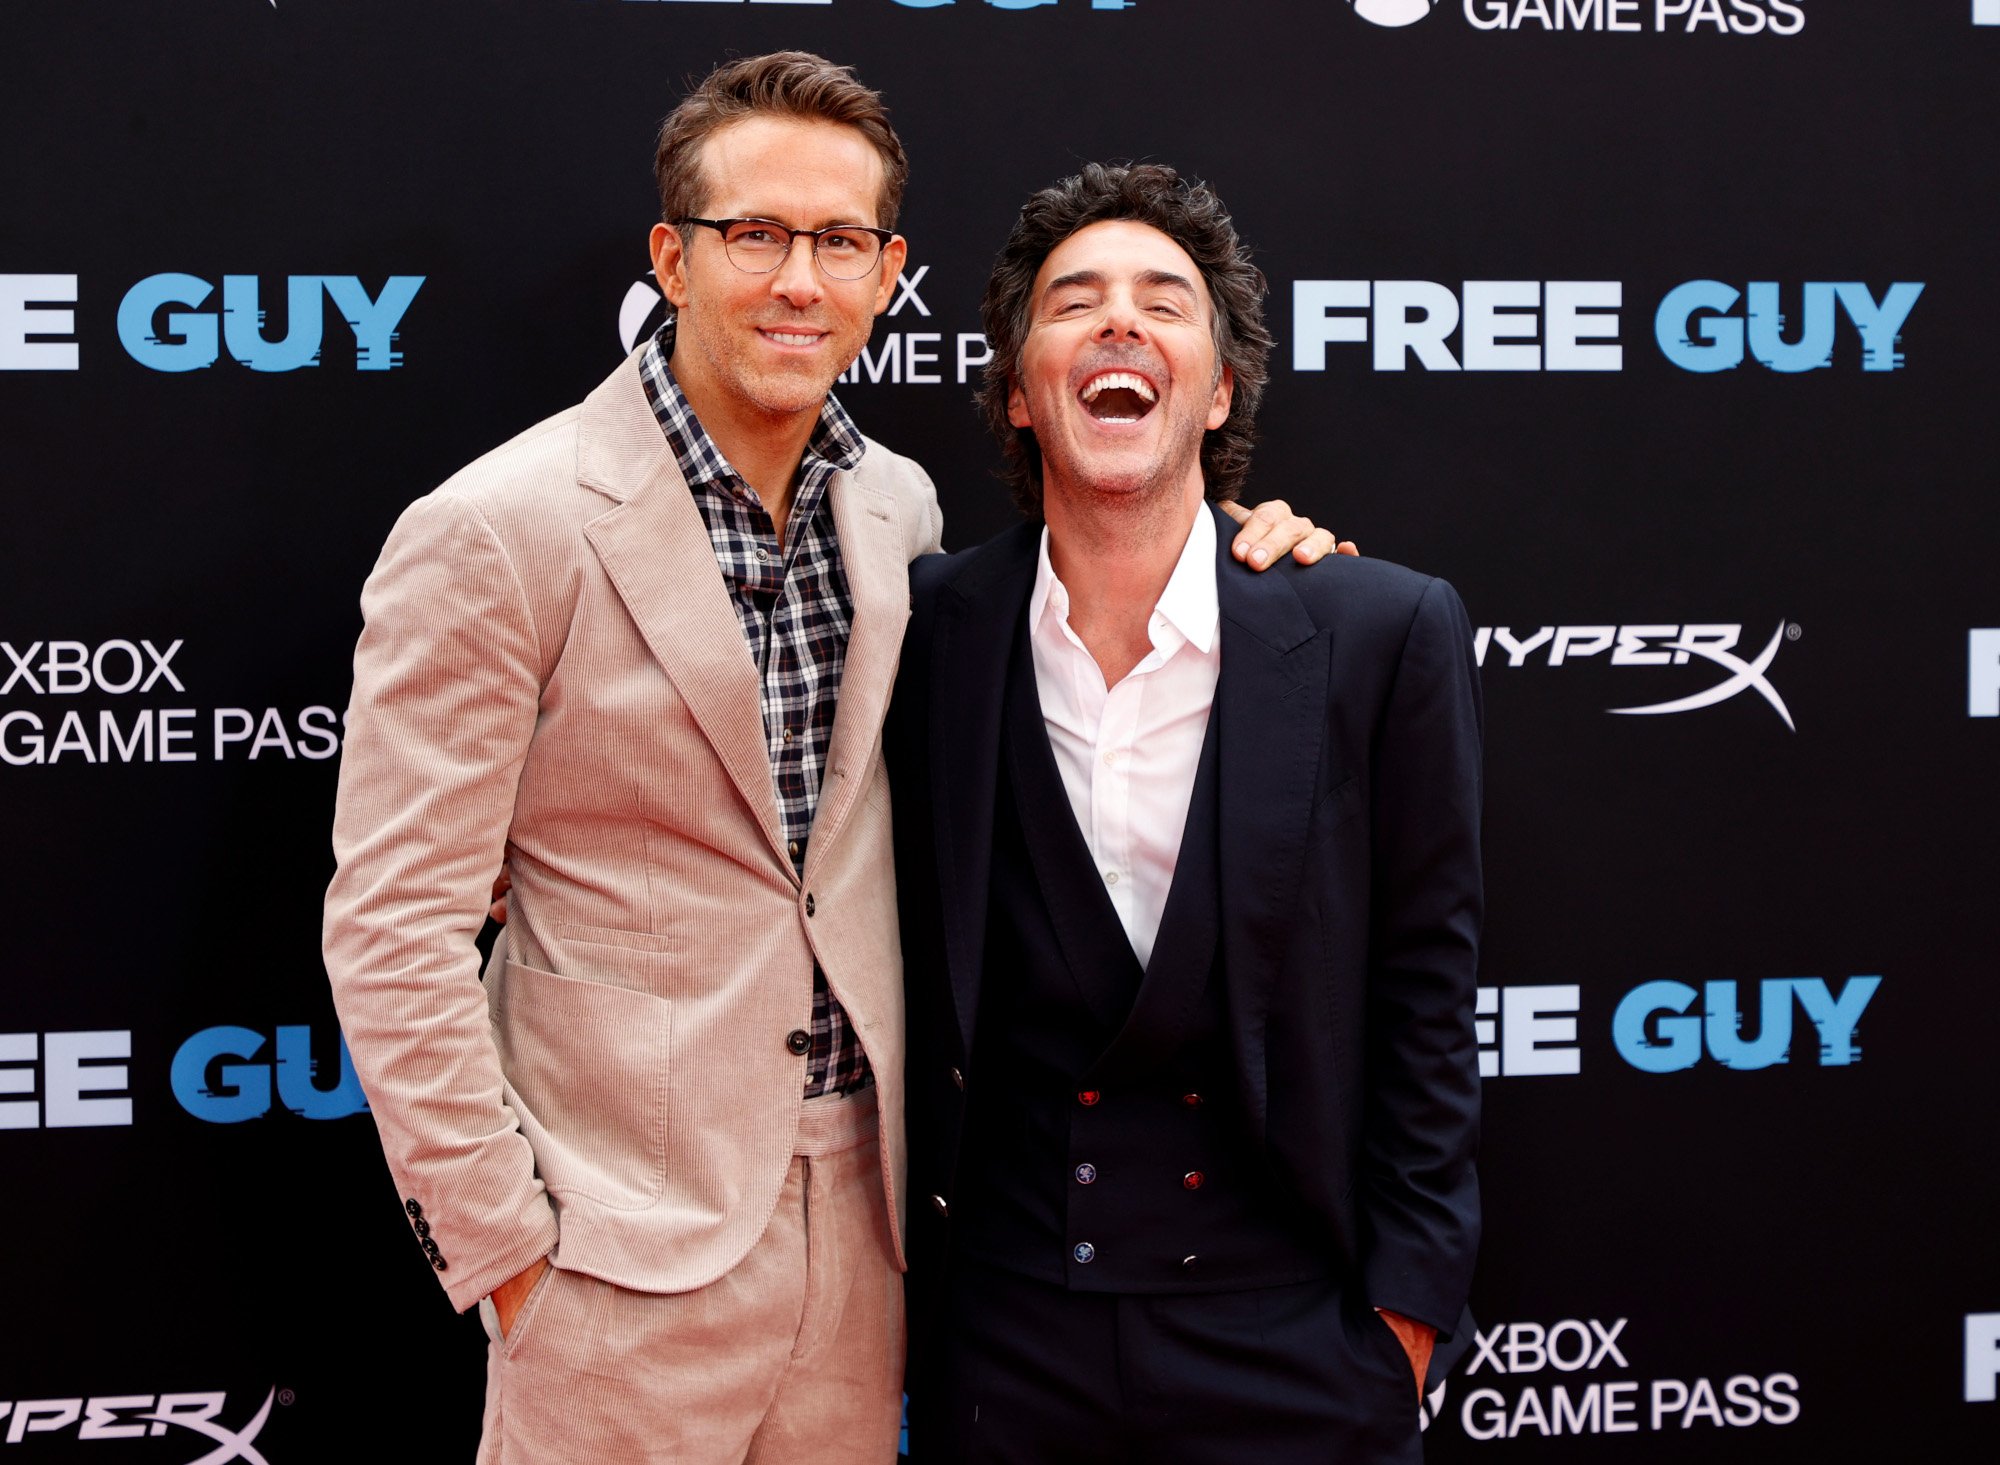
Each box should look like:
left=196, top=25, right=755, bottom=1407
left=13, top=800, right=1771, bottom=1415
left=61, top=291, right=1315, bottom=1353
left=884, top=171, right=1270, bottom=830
left=1607, top=622, right=1795, bottom=730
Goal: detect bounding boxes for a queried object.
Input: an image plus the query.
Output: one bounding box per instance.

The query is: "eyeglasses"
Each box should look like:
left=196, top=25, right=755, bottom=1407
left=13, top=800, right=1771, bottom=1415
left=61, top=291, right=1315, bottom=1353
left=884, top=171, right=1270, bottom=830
left=681, top=217, right=897, bottom=281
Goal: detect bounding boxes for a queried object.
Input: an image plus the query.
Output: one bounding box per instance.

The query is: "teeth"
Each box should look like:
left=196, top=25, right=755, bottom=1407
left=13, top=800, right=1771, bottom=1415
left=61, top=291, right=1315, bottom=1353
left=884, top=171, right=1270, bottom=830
left=766, top=331, right=819, bottom=345
left=1080, top=371, right=1157, bottom=403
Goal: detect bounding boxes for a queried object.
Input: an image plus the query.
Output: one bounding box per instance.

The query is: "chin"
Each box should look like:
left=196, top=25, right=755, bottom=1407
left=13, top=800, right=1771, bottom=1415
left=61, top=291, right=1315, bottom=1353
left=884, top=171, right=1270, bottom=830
left=744, top=370, right=839, bottom=418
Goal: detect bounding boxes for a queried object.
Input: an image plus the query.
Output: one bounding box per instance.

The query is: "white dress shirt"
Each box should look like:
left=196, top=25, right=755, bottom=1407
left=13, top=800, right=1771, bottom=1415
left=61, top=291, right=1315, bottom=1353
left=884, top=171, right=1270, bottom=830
left=1028, top=504, right=1221, bottom=970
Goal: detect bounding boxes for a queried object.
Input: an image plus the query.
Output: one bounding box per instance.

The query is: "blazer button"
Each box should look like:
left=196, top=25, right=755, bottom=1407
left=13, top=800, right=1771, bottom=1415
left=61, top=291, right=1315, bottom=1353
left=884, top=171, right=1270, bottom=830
left=433, top=1256, right=450, bottom=1272
left=1075, top=1163, right=1098, bottom=1185
left=405, top=1198, right=424, bottom=1217
left=1180, top=1092, right=1203, bottom=1109
left=1073, top=1242, right=1096, bottom=1264
left=412, top=1217, right=431, bottom=1238
left=421, top=1237, right=441, bottom=1256
left=1181, top=1255, right=1198, bottom=1271
left=804, top=893, right=816, bottom=917
left=931, top=1194, right=950, bottom=1217
left=786, top=1029, right=812, bottom=1055
left=1077, top=1089, right=1101, bottom=1107
left=1182, top=1171, right=1205, bottom=1191
left=949, top=1066, right=965, bottom=1090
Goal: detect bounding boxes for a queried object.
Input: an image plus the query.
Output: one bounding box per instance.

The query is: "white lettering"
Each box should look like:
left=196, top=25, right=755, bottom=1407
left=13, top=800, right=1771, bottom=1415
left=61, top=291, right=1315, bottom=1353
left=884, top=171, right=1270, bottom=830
left=1545, top=281, right=1623, bottom=370
left=42, top=1030, right=133, bottom=1128
left=1970, top=630, right=2000, bottom=717
left=0, top=275, right=79, bottom=371
left=956, top=332, right=992, bottom=385
left=1374, top=280, right=1461, bottom=371
left=1462, top=281, right=1541, bottom=372
left=1964, top=1314, right=2000, bottom=1402
left=1548, top=625, right=1615, bottom=665
left=1292, top=280, right=1370, bottom=371
left=0, top=1034, right=38, bottom=1128
left=905, top=332, right=942, bottom=385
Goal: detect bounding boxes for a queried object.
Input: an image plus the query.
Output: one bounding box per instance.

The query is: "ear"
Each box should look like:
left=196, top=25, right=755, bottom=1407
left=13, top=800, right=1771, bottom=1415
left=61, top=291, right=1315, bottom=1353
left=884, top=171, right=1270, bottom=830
left=650, top=222, right=691, bottom=310
left=1007, top=374, right=1034, bottom=430
left=872, top=234, right=909, bottom=316
left=1206, top=363, right=1235, bottom=431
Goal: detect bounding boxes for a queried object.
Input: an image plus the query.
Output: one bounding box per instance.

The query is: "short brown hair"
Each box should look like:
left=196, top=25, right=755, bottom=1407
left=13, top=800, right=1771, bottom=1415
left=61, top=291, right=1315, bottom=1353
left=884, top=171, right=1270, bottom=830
left=977, top=162, right=1273, bottom=513
left=654, top=51, right=910, bottom=230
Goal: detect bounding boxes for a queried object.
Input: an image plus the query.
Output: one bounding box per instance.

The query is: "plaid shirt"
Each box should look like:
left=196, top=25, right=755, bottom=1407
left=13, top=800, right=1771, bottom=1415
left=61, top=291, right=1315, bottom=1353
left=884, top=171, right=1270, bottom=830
left=639, top=320, right=872, bottom=1097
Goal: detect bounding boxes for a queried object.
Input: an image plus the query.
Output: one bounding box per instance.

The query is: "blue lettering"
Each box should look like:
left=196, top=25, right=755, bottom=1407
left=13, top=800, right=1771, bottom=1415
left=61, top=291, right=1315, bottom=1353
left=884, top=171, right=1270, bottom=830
left=222, top=274, right=323, bottom=372
left=116, top=273, right=219, bottom=372
left=1611, top=980, right=1702, bottom=1072
left=273, top=1024, right=369, bottom=1119
left=170, top=1025, right=271, bottom=1122
left=1702, top=979, right=1792, bottom=1069
left=321, top=275, right=424, bottom=371
left=1746, top=282, right=1836, bottom=373
left=1790, top=975, right=1880, bottom=1065
left=1832, top=283, right=1923, bottom=372
left=1655, top=280, right=1743, bottom=372
left=1659, top=280, right=1923, bottom=372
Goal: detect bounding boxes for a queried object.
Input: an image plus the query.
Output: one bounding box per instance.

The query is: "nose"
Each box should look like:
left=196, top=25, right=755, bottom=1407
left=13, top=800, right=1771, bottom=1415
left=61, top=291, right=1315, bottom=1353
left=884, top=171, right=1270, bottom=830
left=768, top=233, right=825, bottom=309
left=1096, top=290, right=1145, bottom=342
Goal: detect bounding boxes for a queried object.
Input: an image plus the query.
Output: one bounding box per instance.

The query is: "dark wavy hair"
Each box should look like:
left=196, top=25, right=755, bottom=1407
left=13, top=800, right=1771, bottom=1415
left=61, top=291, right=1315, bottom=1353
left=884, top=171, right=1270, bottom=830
left=655, top=52, right=909, bottom=230
left=977, top=162, right=1272, bottom=514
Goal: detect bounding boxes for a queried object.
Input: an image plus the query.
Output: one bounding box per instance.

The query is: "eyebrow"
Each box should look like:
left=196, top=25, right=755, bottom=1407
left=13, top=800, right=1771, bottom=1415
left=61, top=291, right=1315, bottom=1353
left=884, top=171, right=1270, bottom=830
left=1043, top=268, right=1200, bottom=298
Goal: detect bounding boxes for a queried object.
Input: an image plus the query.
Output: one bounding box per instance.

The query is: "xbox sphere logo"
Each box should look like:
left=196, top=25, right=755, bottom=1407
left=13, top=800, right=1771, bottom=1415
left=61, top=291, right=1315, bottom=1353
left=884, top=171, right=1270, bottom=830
left=1350, top=0, right=1437, bottom=25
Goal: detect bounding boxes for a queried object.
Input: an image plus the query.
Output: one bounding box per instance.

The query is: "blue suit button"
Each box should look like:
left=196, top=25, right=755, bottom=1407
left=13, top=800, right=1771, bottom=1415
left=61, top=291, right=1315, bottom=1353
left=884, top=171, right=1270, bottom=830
left=1075, top=1163, right=1097, bottom=1185
left=1073, top=1242, right=1096, bottom=1264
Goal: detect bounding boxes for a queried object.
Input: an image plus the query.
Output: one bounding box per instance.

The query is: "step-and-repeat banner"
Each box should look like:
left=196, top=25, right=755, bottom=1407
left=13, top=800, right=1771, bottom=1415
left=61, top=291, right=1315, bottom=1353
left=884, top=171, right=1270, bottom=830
left=4, top=2, right=1996, bottom=1460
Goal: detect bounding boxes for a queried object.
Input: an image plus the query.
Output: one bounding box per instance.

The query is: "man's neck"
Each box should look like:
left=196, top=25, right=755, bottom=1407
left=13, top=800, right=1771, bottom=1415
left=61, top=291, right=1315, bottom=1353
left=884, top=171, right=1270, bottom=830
left=672, top=357, right=820, bottom=548
left=1044, top=474, right=1206, bottom=690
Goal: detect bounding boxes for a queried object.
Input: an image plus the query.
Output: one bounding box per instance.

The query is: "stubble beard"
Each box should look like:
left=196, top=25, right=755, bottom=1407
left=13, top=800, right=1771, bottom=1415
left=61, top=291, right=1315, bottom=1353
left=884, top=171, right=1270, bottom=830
left=678, top=295, right=847, bottom=423
left=1040, top=394, right=1211, bottom=543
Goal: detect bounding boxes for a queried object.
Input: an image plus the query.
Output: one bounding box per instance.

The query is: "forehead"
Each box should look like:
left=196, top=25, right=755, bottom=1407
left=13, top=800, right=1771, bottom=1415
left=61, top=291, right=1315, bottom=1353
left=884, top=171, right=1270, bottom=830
left=1032, top=219, right=1210, bottom=311
left=695, top=114, right=887, bottom=226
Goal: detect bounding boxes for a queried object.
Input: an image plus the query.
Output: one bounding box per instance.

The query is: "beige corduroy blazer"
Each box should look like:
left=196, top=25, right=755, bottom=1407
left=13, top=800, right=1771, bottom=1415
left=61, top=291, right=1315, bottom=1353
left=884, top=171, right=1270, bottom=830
left=323, top=349, right=943, bottom=1313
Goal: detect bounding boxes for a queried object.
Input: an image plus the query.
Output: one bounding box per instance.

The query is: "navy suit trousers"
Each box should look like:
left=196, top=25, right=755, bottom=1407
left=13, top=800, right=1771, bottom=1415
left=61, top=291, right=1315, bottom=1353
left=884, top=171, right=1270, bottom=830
left=909, top=1255, right=1423, bottom=1465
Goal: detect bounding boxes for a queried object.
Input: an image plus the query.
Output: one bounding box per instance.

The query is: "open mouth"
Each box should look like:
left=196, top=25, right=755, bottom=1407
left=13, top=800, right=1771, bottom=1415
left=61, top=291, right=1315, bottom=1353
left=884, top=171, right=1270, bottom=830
left=1079, top=370, right=1158, bottom=424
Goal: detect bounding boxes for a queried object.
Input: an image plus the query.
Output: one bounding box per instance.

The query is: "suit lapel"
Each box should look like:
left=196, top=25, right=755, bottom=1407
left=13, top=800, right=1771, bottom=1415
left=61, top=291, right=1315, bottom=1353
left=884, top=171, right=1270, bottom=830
left=804, top=468, right=910, bottom=881
left=1209, top=506, right=1329, bottom=1136
left=932, top=524, right=1040, bottom=1058
left=576, top=357, right=789, bottom=873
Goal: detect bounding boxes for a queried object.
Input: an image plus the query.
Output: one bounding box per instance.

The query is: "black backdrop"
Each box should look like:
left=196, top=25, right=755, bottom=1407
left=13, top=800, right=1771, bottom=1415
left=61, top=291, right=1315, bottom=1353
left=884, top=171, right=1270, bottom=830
left=4, top=1, right=1997, bottom=1460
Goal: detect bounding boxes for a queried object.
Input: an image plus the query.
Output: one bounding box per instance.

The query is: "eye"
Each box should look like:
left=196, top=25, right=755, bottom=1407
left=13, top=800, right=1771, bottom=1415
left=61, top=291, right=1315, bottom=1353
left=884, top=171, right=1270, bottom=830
left=729, top=223, right=783, bottom=246
left=818, top=230, right=863, bottom=253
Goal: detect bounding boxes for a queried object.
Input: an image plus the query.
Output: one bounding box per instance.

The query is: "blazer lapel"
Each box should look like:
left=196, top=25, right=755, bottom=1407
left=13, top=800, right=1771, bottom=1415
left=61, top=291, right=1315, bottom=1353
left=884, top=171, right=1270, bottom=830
left=803, top=467, right=911, bottom=881
left=576, top=359, right=788, bottom=873
left=1209, top=506, right=1330, bottom=1137
left=932, top=523, right=1040, bottom=1058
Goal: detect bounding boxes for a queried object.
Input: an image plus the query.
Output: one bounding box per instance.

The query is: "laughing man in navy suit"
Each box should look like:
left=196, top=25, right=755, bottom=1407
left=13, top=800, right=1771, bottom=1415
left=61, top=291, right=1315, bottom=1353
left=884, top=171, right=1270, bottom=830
left=890, top=163, right=1484, bottom=1463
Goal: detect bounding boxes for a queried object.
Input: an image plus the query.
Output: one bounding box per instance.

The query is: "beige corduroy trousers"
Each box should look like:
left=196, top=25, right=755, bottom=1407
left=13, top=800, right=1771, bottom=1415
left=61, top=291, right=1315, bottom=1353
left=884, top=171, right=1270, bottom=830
left=476, top=1088, right=904, bottom=1464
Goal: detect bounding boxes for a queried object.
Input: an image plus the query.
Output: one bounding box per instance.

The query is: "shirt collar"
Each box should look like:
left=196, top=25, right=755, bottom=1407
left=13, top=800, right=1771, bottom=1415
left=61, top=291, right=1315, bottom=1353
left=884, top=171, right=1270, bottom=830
left=1029, top=500, right=1219, bottom=656
left=637, top=317, right=866, bottom=496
